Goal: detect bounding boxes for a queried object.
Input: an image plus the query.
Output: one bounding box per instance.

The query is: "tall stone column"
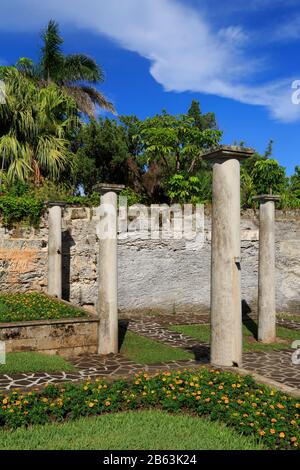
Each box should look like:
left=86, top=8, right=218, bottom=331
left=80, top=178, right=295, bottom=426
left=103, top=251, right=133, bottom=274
left=203, top=146, right=254, bottom=367
left=47, top=202, right=64, bottom=299
left=253, top=194, right=280, bottom=343
left=95, top=184, right=125, bottom=355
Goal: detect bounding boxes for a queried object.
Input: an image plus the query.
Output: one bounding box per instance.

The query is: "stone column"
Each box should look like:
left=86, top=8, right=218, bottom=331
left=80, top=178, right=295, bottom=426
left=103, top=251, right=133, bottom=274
left=47, top=202, right=64, bottom=299
left=95, top=184, right=125, bottom=355
left=203, top=146, right=254, bottom=367
left=253, top=194, right=280, bottom=343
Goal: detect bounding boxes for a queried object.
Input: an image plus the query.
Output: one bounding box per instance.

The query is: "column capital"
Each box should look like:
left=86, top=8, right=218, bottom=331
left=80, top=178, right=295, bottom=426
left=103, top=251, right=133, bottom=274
left=253, top=194, right=281, bottom=203
left=93, top=183, right=125, bottom=195
left=46, top=201, right=66, bottom=208
left=202, top=145, right=254, bottom=163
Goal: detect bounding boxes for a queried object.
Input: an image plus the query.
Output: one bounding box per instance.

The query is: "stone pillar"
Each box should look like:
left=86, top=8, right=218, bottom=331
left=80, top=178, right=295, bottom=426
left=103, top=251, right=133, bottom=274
left=203, top=146, right=254, bottom=367
left=253, top=194, right=280, bottom=343
left=47, top=202, right=64, bottom=299
left=95, top=184, right=125, bottom=355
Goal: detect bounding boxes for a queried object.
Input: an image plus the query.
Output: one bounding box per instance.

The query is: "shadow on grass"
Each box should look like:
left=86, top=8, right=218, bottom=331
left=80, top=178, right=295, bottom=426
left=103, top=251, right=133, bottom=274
left=242, top=299, right=258, bottom=340
left=118, top=321, right=129, bottom=351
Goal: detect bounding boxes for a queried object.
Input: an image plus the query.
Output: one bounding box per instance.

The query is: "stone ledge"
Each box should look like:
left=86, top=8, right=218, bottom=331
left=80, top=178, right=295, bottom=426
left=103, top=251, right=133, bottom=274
left=0, top=317, right=98, bottom=329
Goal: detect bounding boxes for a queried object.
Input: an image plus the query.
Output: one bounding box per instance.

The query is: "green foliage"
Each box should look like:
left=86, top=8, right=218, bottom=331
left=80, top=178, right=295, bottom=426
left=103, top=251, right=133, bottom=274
left=0, top=68, right=79, bottom=184
left=74, top=118, right=129, bottom=192
left=0, top=293, right=87, bottom=323
left=64, top=192, right=100, bottom=207
left=251, top=159, right=287, bottom=196
left=0, top=369, right=299, bottom=450
left=188, top=99, right=217, bottom=130
left=167, top=173, right=211, bottom=204
left=139, top=111, right=222, bottom=177
left=0, top=196, right=45, bottom=227
left=119, top=188, right=143, bottom=206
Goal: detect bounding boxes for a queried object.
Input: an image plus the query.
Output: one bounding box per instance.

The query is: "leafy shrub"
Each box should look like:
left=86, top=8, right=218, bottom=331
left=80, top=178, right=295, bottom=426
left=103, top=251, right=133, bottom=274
left=167, top=173, right=211, bottom=204
left=0, top=369, right=299, bottom=450
left=0, top=196, right=45, bottom=227
left=119, top=188, right=143, bottom=206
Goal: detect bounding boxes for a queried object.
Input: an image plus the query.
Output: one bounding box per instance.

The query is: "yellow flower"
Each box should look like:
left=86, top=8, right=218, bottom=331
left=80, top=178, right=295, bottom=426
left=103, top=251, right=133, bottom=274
left=88, top=402, right=94, bottom=408
left=270, top=429, right=276, bottom=435
left=2, top=399, right=8, bottom=405
left=279, top=432, right=285, bottom=439
left=105, top=401, right=111, bottom=406
left=232, top=384, right=237, bottom=388
left=259, top=431, right=265, bottom=436
left=271, top=418, right=277, bottom=423
left=290, top=420, right=296, bottom=425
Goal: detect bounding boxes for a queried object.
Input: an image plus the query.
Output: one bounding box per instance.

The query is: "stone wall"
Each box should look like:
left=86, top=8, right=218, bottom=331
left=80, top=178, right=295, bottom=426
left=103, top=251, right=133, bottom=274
left=0, top=318, right=98, bottom=358
left=0, top=207, right=299, bottom=314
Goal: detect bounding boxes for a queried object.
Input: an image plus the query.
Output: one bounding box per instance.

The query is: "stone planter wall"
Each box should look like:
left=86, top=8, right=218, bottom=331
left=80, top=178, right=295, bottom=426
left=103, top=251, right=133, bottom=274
left=0, top=318, right=98, bottom=358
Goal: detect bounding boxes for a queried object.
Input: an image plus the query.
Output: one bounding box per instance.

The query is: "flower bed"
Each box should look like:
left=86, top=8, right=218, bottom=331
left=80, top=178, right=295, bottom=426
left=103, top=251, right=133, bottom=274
left=0, top=368, right=299, bottom=450
left=0, top=293, right=87, bottom=323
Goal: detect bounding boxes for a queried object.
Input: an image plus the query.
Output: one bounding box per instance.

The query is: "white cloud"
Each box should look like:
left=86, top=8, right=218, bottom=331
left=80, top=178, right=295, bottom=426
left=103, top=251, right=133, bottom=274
left=1, top=0, right=300, bottom=122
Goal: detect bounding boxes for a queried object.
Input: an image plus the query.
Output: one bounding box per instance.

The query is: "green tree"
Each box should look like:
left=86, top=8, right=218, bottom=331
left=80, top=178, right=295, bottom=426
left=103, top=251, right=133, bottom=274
left=0, top=67, right=79, bottom=186
left=251, top=159, right=287, bottom=195
left=74, top=118, right=129, bottom=193
left=135, top=109, right=221, bottom=201
left=188, top=100, right=217, bottom=131
left=16, top=20, right=114, bottom=118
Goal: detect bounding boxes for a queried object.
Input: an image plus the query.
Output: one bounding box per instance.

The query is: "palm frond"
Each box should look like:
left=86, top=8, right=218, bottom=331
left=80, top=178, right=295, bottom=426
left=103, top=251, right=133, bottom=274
left=35, top=135, right=71, bottom=179
left=63, top=54, right=104, bottom=83
left=80, top=86, right=115, bottom=112
left=40, top=20, right=64, bottom=82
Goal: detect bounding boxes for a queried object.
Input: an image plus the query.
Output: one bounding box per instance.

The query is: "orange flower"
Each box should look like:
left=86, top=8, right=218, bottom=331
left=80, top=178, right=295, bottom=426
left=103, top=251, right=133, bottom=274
left=270, top=429, right=276, bottom=435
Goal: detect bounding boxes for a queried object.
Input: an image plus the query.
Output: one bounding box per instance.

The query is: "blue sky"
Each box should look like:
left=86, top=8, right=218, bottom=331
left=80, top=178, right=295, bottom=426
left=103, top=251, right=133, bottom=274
left=1, top=0, right=300, bottom=174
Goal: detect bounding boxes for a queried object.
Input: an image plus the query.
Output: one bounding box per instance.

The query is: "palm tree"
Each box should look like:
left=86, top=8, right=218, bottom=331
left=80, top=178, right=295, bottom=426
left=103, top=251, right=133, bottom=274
left=16, top=20, right=115, bottom=118
left=0, top=67, right=79, bottom=186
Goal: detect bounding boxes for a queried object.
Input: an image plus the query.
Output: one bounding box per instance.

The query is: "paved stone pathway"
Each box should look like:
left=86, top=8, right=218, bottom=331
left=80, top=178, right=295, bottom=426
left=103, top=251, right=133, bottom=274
left=0, top=313, right=299, bottom=393
left=0, top=355, right=208, bottom=392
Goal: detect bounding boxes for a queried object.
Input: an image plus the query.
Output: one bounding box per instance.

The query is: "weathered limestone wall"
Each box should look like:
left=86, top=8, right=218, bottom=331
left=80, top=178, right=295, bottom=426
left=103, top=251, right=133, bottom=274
left=0, top=207, right=299, bottom=314
left=0, top=318, right=98, bottom=358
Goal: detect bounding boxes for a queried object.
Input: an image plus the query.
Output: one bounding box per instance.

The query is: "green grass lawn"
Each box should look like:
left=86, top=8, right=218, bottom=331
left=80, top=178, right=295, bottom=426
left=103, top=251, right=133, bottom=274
left=170, top=323, right=299, bottom=352
left=0, top=292, right=87, bottom=323
left=119, top=330, right=193, bottom=363
left=0, top=410, right=264, bottom=450
left=0, top=352, right=75, bottom=374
